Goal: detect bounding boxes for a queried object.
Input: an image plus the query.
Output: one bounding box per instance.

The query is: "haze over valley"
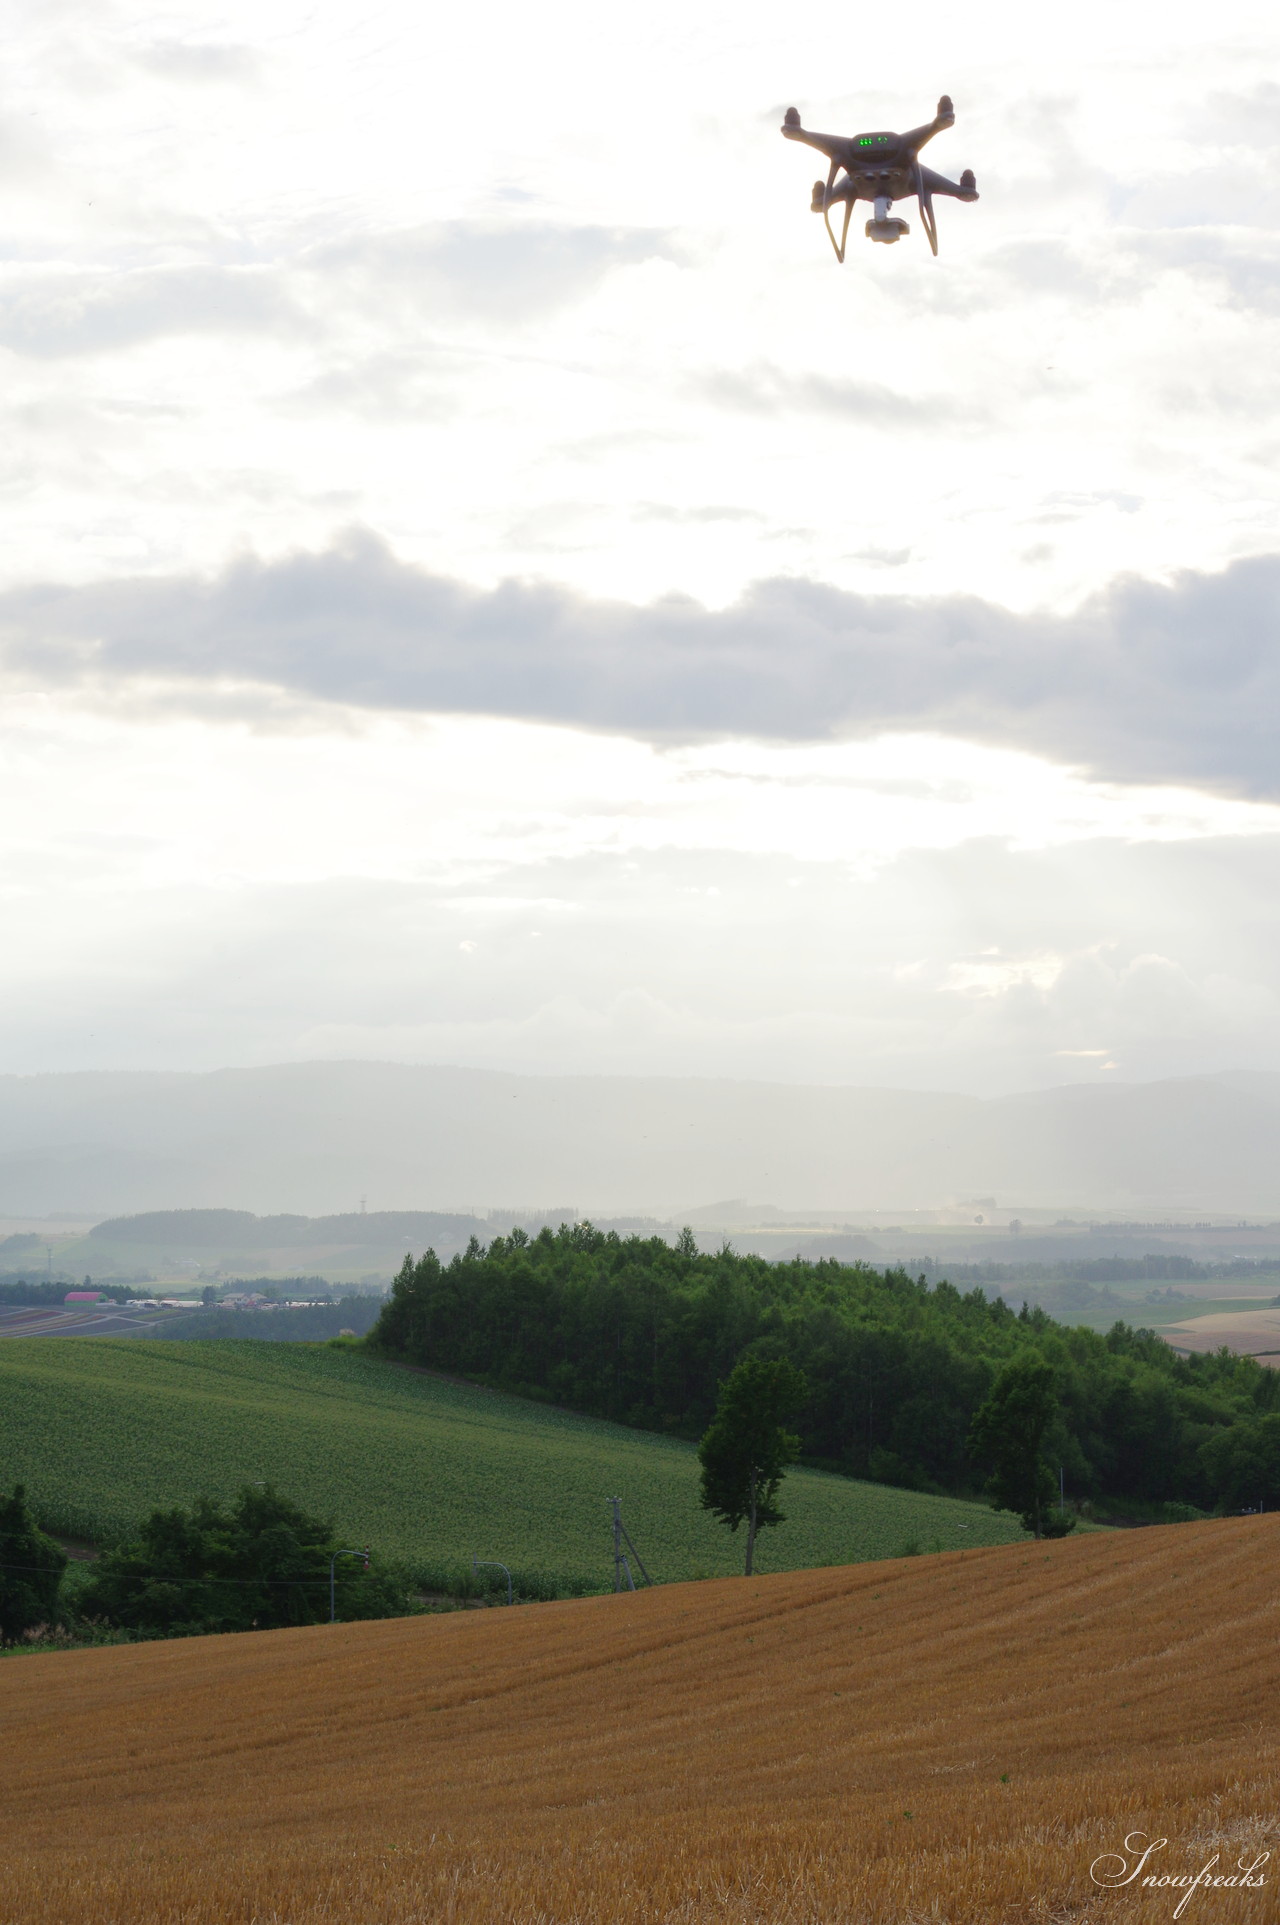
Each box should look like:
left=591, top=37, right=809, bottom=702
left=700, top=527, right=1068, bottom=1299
left=4, top=1061, right=1280, bottom=1224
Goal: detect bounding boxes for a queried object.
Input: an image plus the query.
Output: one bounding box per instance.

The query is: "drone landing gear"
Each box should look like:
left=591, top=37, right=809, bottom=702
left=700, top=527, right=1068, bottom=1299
left=866, top=195, right=909, bottom=245
left=910, top=164, right=939, bottom=256
left=812, top=179, right=856, bottom=263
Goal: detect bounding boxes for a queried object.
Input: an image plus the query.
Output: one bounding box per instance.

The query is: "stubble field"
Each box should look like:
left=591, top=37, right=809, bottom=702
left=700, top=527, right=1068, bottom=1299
left=1, top=1515, right=1276, bottom=1923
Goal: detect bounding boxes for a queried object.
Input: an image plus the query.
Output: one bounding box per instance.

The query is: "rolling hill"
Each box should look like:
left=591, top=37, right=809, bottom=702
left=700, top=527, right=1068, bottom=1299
left=0, top=1339, right=1024, bottom=1585
left=0, top=1518, right=1275, bottom=1923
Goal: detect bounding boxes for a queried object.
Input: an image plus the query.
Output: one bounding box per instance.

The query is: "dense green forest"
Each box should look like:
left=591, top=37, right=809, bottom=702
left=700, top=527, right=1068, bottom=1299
left=370, top=1225, right=1280, bottom=1513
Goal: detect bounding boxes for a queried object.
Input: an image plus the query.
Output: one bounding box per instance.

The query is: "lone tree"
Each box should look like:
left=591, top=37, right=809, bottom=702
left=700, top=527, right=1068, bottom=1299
left=967, top=1352, right=1076, bottom=1539
left=698, top=1355, right=808, bottom=1574
left=0, top=1484, right=67, bottom=1644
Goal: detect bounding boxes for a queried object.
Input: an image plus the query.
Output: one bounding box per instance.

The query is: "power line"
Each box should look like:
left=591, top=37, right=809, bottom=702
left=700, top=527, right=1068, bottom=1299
left=0, top=1556, right=362, bottom=1590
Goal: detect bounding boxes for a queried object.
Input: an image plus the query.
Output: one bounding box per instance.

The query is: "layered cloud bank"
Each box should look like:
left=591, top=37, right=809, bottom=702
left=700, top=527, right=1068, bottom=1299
left=3, top=0, right=1280, bottom=1094
left=2, top=537, right=1277, bottom=795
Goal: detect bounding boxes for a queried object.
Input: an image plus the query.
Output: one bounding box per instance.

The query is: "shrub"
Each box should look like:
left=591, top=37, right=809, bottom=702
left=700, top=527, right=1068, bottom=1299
left=0, top=1485, right=67, bottom=1644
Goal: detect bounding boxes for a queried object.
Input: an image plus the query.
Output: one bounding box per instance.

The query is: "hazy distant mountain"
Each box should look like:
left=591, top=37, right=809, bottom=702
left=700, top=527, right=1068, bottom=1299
left=0, top=1062, right=1279, bottom=1217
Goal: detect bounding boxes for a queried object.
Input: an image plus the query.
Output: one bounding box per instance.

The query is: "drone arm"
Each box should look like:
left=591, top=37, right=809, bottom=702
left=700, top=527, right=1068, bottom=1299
left=900, top=96, right=956, bottom=157
left=781, top=122, right=854, bottom=168
left=901, top=118, right=948, bottom=155
left=919, top=163, right=978, bottom=201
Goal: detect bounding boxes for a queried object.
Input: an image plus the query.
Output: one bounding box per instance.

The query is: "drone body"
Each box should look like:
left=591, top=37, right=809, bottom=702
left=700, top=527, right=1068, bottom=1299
left=781, top=96, right=978, bottom=260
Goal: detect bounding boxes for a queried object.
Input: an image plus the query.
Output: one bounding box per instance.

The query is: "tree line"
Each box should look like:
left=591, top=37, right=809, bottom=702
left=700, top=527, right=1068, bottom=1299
left=370, top=1224, right=1280, bottom=1514
left=0, top=1280, right=144, bottom=1306
left=167, top=1295, right=383, bottom=1342
left=910, top=1253, right=1280, bottom=1285
left=699, top=1346, right=1080, bottom=1573
left=0, top=1482, right=415, bottom=1647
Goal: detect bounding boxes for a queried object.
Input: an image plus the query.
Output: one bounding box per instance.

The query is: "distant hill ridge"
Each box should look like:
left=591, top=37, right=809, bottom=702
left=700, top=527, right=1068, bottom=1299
left=0, top=1060, right=1279, bottom=1214
left=90, top=1207, right=508, bottom=1247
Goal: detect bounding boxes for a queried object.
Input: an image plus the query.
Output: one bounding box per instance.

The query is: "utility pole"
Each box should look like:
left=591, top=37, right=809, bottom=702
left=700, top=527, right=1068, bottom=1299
left=329, top=1547, right=370, bottom=1622
left=1059, top=1466, right=1065, bottom=1514
left=472, top=1554, right=513, bottom=1605
left=609, top=1497, right=653, bottom=1592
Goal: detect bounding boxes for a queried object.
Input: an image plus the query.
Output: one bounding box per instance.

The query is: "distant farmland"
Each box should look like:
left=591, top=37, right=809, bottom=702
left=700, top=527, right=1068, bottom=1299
left=0, top=1519, right=1276, bottom=1923
left=0, top=1339, right=1024, bottom=1586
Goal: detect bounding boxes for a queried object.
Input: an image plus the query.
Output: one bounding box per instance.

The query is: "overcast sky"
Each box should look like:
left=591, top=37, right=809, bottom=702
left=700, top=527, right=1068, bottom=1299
left=3, top=0, right=1280, bottom=1093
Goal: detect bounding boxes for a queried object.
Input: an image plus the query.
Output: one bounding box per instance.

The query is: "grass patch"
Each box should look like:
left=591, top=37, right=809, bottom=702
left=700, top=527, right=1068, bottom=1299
left=0, top=1339, right=1027, bottom=1588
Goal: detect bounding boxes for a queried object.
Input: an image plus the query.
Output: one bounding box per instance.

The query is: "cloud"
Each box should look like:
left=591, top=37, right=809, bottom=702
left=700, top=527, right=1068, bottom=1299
left=0, top=221, right=678, bottom=360
left=3, top=831, right=1279, bottom=1096
left=127, top=40, right=261, bottom=82
left=695, top=361, right=959, bottom=425
left=280, top=350, right=460, bottom=423
left=0, top=267, right=298, bottom=357
left=632, top=504, right=766, bottom=525
left=0, top=108, right=52, bottom=186
left=3, top=533, right=1280, bottom=795
left=302, top=221, right=680, bottom=324
left=1124, top=230, right=1280, bottom=318
left=1192, top=82, right=1280, bottom=149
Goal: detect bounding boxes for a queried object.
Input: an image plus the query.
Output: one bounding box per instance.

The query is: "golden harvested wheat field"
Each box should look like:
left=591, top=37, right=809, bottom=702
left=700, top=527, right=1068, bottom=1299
left=1164, top=1307, right=1280, bottom=1362
left=2, top=1519, right=1277, bottom=1924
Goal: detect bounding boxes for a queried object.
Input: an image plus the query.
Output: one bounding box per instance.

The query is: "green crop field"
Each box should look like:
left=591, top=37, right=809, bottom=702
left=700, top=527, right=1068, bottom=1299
left=1034, top=1293, right=1278, bottom=1337
left=0, top=1339, right=1028, bottom=1590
